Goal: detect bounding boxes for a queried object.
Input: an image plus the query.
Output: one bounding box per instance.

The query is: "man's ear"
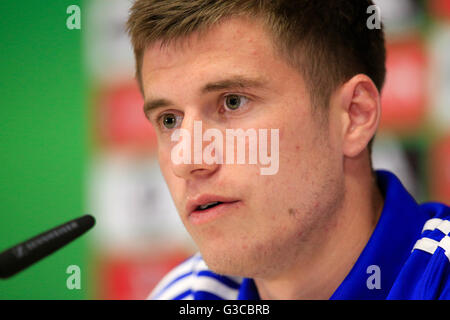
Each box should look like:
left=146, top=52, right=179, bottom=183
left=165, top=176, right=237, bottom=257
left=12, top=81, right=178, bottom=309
left=336, top=74, right=381, bottom=158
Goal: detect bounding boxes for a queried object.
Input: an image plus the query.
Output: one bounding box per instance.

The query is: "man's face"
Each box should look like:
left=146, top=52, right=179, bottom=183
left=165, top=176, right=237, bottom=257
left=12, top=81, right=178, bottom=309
left=141, top=17, right=345, bottom=278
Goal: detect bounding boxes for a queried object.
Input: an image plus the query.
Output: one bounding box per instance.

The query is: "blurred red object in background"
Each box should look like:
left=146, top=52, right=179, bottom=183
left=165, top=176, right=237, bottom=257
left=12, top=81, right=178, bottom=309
left=94, top=250, right=190, bottom=300
left=429, top=0, right=450, bottom=21
left=430, top=135, right=450, bottom=205
left=94, top=81, right=157, bottom=152
left=380, top=38, right=428, bottom=134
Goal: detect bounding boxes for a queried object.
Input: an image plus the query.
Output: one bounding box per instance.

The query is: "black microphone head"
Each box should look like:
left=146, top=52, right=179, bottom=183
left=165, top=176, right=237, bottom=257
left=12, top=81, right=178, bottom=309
left=0, top=214, right=95, bottom=279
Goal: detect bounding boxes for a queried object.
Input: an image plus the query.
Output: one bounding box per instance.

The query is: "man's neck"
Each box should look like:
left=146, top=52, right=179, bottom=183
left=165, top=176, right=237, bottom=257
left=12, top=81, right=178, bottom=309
left=254, top=165, right=384, bottom=300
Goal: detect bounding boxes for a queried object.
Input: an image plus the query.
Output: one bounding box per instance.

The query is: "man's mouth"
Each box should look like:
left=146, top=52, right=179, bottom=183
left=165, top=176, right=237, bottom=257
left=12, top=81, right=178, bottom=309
left=186, top=195, right=241, bottom=224
left=196, top=201, right=223, bottom=211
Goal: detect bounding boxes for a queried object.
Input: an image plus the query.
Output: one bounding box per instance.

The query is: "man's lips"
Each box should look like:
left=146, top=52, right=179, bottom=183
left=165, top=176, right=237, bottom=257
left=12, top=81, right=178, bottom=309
left=186, top=194, right=241, bottom=216
left=187, top=199, right=242, bottom=225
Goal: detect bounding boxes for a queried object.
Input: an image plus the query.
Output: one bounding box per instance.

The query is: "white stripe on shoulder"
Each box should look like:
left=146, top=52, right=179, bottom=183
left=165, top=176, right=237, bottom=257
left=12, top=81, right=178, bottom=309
left=156, top=273, right=197, bottom=300
left=439, top=236, right=450, bottom=261
left=422, top=218, right=450, bottom=235
left=148, top=253, right=207, bottom=299
left=412, top=235, right=450, bottom=262
left=191, top=276, right=240, bottom=300
left=148, top=253, right=244, bottom=300
left=156, top=273, right=241, bottom=300
left=437, top=220, right=450, bottom=235
left=412, top=237, right=439, bottom=255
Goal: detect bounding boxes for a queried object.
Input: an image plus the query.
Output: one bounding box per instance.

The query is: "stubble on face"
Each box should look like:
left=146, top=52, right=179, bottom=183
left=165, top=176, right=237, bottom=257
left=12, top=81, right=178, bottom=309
left=200, top=129, right=346, bottom=280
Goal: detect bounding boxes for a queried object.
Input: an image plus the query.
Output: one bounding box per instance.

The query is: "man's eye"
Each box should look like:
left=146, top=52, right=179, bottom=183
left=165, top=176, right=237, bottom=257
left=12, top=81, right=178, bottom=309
left=160, top=113, right=181, bottom=129
left=224, top=94, right=248, bottom=111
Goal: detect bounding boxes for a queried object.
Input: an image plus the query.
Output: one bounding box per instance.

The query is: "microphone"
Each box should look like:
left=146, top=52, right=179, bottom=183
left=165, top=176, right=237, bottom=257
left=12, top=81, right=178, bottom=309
left=0, top=214, right=95, bottom=279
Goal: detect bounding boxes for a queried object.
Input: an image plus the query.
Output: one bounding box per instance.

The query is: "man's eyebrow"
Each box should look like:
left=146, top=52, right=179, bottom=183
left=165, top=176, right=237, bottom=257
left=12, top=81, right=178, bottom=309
left=201, top=76, right=268, bottom=93
left=143, top=98, right=172, bottom=115
left=143, top=76, right=268, bottom=114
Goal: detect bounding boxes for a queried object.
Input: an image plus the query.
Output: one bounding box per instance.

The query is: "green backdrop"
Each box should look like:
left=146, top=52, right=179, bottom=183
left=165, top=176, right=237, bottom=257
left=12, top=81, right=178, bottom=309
left=0, top=0, right=89, bottom=299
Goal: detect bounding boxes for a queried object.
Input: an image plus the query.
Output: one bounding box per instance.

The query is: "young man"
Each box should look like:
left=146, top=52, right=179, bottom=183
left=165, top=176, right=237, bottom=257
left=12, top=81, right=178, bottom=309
left=126, top=0, right=450, bottom=299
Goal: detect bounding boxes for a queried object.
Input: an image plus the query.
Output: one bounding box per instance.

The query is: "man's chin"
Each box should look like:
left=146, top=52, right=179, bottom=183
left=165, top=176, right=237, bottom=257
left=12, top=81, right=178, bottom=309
left=199, top=247, right=256, bottom=278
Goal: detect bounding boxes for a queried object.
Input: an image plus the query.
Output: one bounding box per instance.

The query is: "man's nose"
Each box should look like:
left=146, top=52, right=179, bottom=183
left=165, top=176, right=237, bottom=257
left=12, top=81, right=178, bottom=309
left=170, top=119, right=220, bottom=180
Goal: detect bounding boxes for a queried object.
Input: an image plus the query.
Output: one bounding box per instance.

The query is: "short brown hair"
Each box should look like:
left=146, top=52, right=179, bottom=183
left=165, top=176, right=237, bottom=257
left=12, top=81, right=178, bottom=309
left=127, top=0, right=386, bottom=148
